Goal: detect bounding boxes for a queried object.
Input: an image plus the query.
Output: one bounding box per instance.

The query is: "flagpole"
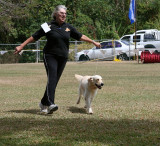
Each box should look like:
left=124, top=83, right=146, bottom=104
left=134, top=0, right=139, bottom=63
left=129, top=0, right=137, bottom=62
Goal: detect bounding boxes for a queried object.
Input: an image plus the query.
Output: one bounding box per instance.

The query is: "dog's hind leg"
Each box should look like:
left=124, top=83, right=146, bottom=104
left=76, top=95, right=82, bottom=104
left=77, top=88, right=83, bottom=104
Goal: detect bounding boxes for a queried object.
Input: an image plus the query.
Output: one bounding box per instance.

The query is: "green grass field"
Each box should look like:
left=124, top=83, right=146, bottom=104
left=0, top=61, right=160, bottom=146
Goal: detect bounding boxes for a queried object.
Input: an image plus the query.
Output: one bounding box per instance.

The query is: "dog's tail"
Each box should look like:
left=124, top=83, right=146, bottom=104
left=75, top=74, right=83, bottom=82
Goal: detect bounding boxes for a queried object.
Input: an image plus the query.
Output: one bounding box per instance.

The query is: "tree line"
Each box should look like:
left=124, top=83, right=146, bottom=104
left=0, top=0, right=160, bottom=43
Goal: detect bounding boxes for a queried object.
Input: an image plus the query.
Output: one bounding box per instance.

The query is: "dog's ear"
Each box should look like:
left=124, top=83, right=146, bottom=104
left=88, top=77, right=93, bottom=82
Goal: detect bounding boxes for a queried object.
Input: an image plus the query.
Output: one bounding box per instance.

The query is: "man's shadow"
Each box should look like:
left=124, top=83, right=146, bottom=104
left=8, top=109, right=52, bottom=116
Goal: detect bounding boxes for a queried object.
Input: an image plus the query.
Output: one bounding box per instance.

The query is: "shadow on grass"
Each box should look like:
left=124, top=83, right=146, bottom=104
left=9, top=109, right=39, bottom=114
left=8, top=109, right=54, bottom=116
left=68, top=106, right=86, bottom=114
left=9, top=106, right=87, bottom=115
left=0, top=116, right=160, bottom=145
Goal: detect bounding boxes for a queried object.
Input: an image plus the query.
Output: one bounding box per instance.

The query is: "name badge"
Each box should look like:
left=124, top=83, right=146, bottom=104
left=41, top=22, right=51, bottom=33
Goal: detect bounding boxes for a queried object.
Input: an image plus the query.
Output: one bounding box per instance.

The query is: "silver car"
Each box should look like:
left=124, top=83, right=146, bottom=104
left=75, top=40, right=144, bottom=61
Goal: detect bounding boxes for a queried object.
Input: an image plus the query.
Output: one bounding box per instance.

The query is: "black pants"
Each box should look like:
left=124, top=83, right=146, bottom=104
left=41, top=53, right=67, bottom=106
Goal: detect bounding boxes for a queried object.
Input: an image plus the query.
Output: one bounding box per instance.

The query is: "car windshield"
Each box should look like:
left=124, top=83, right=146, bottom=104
left=121, top=40, right=134, bottom=46
left=96, top=42, right=113, bottom=49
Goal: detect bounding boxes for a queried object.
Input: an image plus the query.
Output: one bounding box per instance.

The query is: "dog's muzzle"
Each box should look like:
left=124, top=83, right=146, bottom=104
left=95, top=83, right=104, bottom=89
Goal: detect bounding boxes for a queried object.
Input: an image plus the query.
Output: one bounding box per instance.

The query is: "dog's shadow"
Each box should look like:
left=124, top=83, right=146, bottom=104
left=68, top=106, right=86, bottom=114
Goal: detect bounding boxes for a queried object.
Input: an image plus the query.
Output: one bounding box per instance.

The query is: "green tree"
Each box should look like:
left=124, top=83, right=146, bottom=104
left=0, top=0, right=160, bottom=43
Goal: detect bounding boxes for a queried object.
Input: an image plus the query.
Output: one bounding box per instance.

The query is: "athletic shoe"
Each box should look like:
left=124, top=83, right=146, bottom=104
left=40, top=108, right=48, bottom=114
left=39, top=103, right=48, bottom=114
left=47, top=104, right=58, bottom=114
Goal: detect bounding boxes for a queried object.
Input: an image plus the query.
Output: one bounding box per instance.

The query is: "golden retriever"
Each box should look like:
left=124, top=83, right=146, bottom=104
left=75, top=74, right=104, bottom=114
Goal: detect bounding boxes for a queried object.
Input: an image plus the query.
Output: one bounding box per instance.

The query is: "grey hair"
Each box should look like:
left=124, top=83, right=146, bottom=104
left=51, top=5, right=67, bottom=19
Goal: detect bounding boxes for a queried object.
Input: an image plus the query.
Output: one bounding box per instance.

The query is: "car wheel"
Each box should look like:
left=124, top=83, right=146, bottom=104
left=118, top=55, right=124, bottom=60
left=144, top=44, right=156, bottom=48
left=79, top=54, right=90, bottom=61
left=118, top=54, right=128, bottom=61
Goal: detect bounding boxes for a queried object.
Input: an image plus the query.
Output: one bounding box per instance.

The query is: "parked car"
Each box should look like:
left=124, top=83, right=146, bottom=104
left=75, top=40, right=144, bottom=61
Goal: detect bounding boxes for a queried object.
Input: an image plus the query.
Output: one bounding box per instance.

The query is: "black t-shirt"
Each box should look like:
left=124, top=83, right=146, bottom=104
left=32, top=20, right=82, bottom=58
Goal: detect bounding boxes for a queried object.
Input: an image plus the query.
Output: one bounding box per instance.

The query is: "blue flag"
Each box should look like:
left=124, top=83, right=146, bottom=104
left=129, top=0, right=136, bottom=24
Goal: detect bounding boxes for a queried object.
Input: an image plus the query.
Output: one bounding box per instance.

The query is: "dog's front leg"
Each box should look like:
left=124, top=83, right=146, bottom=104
left=88, top=107, right=93, bottom=114
left=90, top=91, right=97, bottom=105
left=85, top=95, right=93, bottom=114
